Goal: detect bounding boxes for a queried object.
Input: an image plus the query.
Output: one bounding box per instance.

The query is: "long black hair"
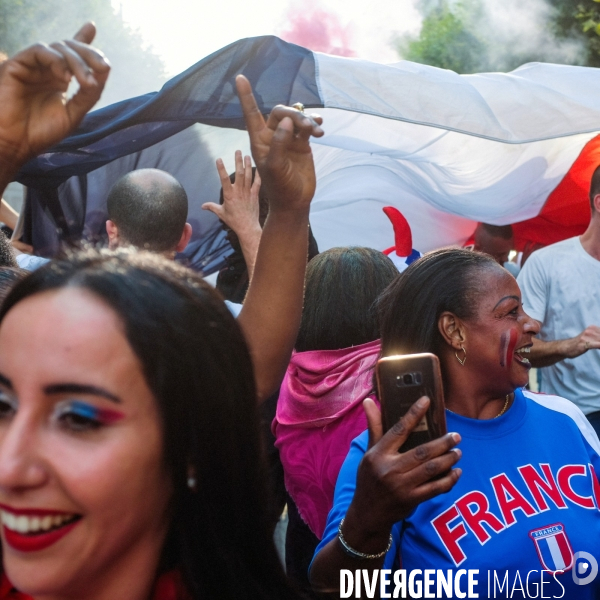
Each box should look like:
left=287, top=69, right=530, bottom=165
left=0, top=250, right=297, bottom=600
left=377, top=248, right=500, bottom=358
left=295, top=247, right=398, bottom=352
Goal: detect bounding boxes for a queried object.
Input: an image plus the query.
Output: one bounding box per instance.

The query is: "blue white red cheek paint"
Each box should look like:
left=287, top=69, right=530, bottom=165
left=67, top=401, right=125, bottom=424
left=499, top=328, right=518, bottom=368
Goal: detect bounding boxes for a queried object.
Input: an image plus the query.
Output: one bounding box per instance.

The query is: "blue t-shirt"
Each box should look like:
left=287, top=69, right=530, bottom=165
left=314, top=389, right=600, bottom=599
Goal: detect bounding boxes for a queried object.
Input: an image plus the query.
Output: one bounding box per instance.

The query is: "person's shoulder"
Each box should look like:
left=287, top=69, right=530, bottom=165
left=531, top=236, right=579, bottom=261
left=522, top=389, right=600, bottom=454
left=518, top=237, right=578, bottom=282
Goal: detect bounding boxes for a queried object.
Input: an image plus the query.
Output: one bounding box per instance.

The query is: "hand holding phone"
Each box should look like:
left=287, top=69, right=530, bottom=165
left=376, top=353, right=447, bottom=452
left=340, top=396, right=461, bottom=543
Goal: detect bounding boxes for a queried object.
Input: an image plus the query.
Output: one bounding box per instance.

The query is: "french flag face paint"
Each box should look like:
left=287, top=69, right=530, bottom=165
left=500, top=328, right=518, bottom=368
left=55, top=401, right=125, bottom=427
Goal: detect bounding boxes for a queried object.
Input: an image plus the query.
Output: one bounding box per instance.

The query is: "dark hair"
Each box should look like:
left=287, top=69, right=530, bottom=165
left=0, top=267, right=27, bottom=305
left=295, top=247, right=398, bottom=352
left=477, top=223, right=514, bottom=240
left=0, top=250, right=297, bottom=600
left=377, top=248, right=500, bottom=358
left=590, top=164, right=600, bottom=211
left=216, top=168, right=319, bottom=303
left=0, top=234, right=17, bottom=268
left=106, top=169, right=188, bottom=252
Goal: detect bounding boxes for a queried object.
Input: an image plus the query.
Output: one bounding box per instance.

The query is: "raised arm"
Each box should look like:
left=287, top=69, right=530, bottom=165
left=202, top=150, right=263, bottom=281
left=0, top=23, right=110, bottom=196
left=234, top=75, right=323, bottom=403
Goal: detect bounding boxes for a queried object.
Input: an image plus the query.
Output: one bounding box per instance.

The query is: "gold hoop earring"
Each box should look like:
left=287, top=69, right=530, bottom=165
left=455, top=346, right=466, bottom=366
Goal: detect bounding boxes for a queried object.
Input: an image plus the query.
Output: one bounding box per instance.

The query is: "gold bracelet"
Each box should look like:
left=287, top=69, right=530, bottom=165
left=337, top=518, right=393, bottom=560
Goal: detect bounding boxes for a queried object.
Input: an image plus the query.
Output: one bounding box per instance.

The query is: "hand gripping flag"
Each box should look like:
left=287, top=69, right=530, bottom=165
left=16, top=36, right=600, bottom=273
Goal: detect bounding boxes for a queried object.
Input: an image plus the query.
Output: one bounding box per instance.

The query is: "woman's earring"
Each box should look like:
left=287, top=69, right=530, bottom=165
left=455, top=346, right=467, bottom=366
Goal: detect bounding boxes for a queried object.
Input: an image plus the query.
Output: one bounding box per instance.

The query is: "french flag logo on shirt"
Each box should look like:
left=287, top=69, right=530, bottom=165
left=529, top=523, right=574, bottom=573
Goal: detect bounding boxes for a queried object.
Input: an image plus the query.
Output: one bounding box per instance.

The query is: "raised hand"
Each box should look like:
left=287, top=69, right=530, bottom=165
left=0, top=22, right=110, bottom=178
left=343, top=397, right=462, bottom=543
left=202, top=150, right=263, bottom=279
left=235, top=74, right=323, bottom=212
left=202, top=150, right=262, bottom=237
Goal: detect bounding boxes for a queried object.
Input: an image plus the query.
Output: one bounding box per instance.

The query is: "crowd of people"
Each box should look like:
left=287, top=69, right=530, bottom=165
left=0, top=23, right=598, bottom=600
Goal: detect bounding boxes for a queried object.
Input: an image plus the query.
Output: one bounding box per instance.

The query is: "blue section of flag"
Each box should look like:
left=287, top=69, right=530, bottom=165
left=15, top=36, right=322, bottom=273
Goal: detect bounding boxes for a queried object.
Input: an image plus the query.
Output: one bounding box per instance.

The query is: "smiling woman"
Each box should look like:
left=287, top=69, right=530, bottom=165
left=0, top=250, right=298, bottom=600
left=310, top=248, right=600, bottom=599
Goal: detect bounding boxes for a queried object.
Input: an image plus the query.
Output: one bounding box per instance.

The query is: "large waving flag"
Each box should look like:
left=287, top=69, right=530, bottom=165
left=17, top=36, right=600, bottom=273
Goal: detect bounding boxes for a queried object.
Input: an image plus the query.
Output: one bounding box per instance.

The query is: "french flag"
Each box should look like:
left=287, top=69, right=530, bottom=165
left=15, top=36, right=600, bottom=273
left=529, top=523, right=574, bottom=573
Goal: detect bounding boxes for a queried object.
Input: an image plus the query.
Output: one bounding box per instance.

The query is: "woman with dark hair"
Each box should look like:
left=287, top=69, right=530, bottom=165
left=311, top=248, right=600, bottom=598
left=0, top=251, right=299, bottom=600
left=273, top=247, right=397, bottom=595
left=0, top=268, right=26, bottom=305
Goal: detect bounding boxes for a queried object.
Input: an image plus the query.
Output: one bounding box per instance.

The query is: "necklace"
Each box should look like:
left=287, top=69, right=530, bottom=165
left=446, top=394, right=512, bottom=419
left=494, top=394, right=511, bottom=419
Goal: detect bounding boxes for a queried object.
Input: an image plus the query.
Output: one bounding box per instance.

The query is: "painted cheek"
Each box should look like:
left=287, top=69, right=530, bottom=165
left=499, top=328, right=518, bottom=368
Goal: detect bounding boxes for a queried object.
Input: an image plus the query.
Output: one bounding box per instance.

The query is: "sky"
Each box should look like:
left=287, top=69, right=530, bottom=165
left=111, top=0, right=423, bottom=77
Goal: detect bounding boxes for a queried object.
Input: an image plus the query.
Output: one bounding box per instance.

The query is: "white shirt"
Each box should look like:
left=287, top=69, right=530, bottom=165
left=517, top=236, right=600, bottom=414
left=15, top=254, right=50, bottom=271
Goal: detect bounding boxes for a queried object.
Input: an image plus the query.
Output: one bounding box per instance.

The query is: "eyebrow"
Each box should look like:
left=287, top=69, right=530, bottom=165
left=493, top=295, right=520, bottom=311
left=44, top=384, right=122, bottom=404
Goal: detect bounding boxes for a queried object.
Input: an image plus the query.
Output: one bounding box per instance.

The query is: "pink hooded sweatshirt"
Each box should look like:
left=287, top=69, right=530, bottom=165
left=273, top=339, right=380, bottom=539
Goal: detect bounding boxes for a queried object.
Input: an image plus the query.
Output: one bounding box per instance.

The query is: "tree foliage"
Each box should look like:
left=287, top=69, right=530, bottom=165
left=398, top=0, right=600, bottom=73
left=0, top=0, right=167, bottom=106
left=573, top=0, right=600, bottom=67
left=398, top=1, right=486, bottom=73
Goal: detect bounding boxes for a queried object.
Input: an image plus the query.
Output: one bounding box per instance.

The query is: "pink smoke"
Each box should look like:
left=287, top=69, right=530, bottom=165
left=279, top=5, right=356, bottom=57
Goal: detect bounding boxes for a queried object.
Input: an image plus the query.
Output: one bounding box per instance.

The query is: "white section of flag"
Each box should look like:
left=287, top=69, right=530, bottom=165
left=301, top=53, right=600, bottom=252
left=315, top=54, right=600, bottom=143
left=546, top=536, right=566, bottom=571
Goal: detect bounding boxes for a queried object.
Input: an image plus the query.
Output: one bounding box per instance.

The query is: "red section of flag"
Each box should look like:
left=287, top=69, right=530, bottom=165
left=513, top=135, right=599, bottom=251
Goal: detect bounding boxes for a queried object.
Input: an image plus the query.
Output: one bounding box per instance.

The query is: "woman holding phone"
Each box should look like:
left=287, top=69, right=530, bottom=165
left=310, top=248, right=600, bottom=598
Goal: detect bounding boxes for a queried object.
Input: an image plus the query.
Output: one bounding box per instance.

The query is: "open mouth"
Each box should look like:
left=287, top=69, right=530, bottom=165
left=514, top=345, right=532, bottom=367
left=0, top=508, right=81, bottom=552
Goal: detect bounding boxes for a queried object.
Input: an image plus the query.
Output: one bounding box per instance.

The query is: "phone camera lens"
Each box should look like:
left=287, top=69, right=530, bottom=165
left=403, top=373, right=414, bottom=385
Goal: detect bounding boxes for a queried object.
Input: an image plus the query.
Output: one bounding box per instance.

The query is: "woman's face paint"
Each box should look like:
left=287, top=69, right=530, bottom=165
left=0, top=288, right=171, bottom=597
left=54, top=400, right=125, bottom=427
left=499, top=328, right=519, bottom=368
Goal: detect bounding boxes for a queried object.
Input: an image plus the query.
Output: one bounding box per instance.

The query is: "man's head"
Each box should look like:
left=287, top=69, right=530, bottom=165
left=589, top=165, right=600, bottom=217
left=106, top=169, right=192, bottom=254
left=473, top=223, right=514, bottom=266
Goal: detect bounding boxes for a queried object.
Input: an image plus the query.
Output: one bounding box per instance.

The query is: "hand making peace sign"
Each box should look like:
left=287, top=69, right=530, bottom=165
left=235, top=74, right=323, bottom=212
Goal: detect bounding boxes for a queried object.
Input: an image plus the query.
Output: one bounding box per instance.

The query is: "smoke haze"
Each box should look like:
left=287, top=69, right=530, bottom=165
left=404, top=0, right=587, bottom=72
left=477, top=0, right=585, bottom=71
left=279, top=4, right=356, bottom=57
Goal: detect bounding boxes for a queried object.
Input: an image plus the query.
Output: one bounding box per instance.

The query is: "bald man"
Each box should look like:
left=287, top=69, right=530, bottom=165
left=106, top=168, right=193, bottom=255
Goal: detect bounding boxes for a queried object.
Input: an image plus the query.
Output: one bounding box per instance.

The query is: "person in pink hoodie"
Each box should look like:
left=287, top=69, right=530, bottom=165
left=273, top=246, right=397, bottom=594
